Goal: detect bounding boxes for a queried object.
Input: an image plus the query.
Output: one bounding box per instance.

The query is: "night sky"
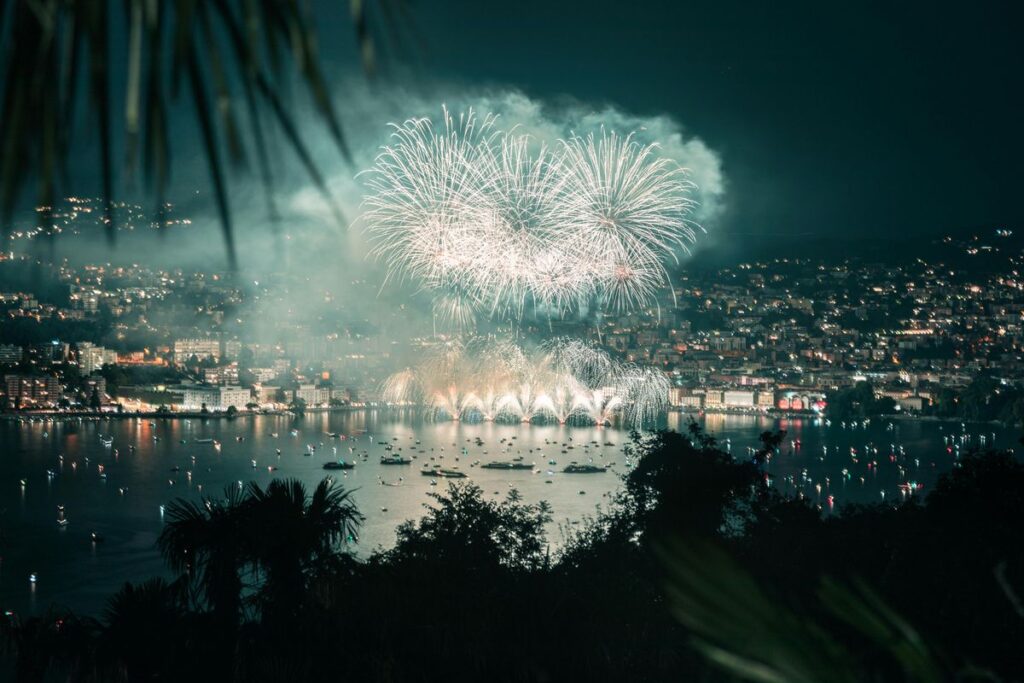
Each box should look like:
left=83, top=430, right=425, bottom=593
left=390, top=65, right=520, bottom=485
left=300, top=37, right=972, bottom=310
left=355, top=0, right=1024, bottom=245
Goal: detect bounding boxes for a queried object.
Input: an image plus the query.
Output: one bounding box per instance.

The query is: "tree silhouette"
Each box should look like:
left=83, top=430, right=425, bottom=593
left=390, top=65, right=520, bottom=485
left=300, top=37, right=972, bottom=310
left=157, top=485, right=249, bottom=630
left=242, top=479, right=363, bottom=621
left=385, top=483, right=551, bottom=572
left=96, top=577, right=193, bottom=680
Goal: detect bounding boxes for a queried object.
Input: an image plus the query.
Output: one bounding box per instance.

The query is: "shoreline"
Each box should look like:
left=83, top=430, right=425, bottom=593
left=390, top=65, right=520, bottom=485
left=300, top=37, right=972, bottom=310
left=673, top=407, right=1006, bottom=426
left=3, top=406, right=1007, bottom=428
left=0, top=405, right=374, bottom=421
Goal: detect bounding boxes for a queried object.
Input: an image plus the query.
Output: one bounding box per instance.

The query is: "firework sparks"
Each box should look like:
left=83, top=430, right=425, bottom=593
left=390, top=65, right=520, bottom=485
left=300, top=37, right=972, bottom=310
left=382, top=337, right=669, bottom=429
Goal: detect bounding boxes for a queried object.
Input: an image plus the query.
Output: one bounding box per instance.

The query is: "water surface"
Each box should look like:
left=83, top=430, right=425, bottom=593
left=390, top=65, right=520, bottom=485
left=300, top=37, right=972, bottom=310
left=0, top=410, right=1011, bottom=615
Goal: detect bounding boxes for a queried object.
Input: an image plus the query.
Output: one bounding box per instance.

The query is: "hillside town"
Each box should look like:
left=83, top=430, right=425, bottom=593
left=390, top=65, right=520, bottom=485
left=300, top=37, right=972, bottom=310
left=2, top=230, right=1023, bottom=423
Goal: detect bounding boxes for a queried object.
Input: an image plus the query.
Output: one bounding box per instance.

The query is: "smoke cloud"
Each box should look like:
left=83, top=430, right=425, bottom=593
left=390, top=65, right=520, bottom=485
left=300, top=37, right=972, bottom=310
left=290, top=81, right=725, bottom=233
left=11, top=77, right=725, bottom=369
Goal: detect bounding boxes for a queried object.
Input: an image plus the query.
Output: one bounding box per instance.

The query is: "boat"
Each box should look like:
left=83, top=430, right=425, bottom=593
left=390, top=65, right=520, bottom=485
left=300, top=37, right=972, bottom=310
left=380, top=455, right=412, bottom=465
left=195, top=438, right=214, bottom=444
left=100, top=436, right=113, bottom=447
left=421, top=467, right=467, bottom=478
left=480, top=461, right=534, bottom=470
left=323, top=461, right=356, bottom=470
left=563, top=463, right=608, bottom=473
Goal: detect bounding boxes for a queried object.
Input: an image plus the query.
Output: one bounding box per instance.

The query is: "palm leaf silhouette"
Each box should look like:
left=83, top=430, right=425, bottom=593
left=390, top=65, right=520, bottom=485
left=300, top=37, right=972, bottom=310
left=0, top=0, right=413, bottom=265
left=657, top=538, right=959, bottom=683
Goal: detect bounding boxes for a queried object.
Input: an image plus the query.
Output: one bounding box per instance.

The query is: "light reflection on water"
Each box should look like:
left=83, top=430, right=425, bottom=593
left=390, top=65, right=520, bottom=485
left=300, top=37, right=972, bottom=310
left=0, top=410, right=1013, bottom=616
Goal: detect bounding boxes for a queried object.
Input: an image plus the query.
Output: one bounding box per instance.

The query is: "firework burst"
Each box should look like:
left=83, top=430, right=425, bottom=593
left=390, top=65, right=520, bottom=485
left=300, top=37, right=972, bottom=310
left=360, top=107, right=702, bottom=325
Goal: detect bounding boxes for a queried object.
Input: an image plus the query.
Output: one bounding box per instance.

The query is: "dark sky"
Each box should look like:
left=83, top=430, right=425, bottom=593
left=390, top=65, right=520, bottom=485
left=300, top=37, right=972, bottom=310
left=30, top=0, right=1024, bottom=265
left=359, top=0, right=1023, bottom=244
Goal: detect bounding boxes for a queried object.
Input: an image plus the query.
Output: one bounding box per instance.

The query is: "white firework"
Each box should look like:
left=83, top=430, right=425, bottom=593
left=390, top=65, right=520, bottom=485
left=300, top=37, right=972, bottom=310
left=360, top=108, right=702, bottom=324
left=361, top=108, right=498, bottom=292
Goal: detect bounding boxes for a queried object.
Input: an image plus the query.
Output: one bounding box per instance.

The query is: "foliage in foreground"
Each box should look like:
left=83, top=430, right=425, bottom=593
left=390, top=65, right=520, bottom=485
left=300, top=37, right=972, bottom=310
left=2, top=427, right=1023, bottom=682
left=0, top=0, right=409, bottom=262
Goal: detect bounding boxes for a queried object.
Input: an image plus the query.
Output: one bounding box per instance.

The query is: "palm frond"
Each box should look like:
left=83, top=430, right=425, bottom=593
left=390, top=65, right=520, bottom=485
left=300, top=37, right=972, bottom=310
left=0, top=0, right=407, bottom=263
left=657, top=538, right=953, bottom=683
left=818, top=577, right=947, bottom=682
left=659, top=538, right=856, bottom=683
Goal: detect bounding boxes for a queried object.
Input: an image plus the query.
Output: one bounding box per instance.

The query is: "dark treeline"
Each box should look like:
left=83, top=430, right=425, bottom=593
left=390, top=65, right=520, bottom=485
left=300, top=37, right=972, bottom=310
left=2, top=426, right=1023, bottom=682
left=829, top=377, right=1024, bottom=425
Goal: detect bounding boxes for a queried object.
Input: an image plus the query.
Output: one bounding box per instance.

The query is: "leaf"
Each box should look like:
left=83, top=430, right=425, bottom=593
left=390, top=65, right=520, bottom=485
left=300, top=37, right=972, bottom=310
left=0, top=0, right=399, bottom=261
left=659, top=538, right=957, bottom=683
left=819, top=577, right=946, bottom=683
left=659, top=538, right=863, bottom=683
left=85, top=1, right=115, bottom=242
left=187, top=40, right=236, bottom=267
left=198, top=3, right=246, bottom=168
left=256, top=72, right=347, bottom=229
left=123, top=0, right=143, bottom=170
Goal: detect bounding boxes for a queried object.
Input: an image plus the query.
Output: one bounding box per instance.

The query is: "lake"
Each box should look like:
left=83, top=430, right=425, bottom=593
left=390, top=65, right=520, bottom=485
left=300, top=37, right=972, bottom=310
left=0, top=410, right=1012, bottom=616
